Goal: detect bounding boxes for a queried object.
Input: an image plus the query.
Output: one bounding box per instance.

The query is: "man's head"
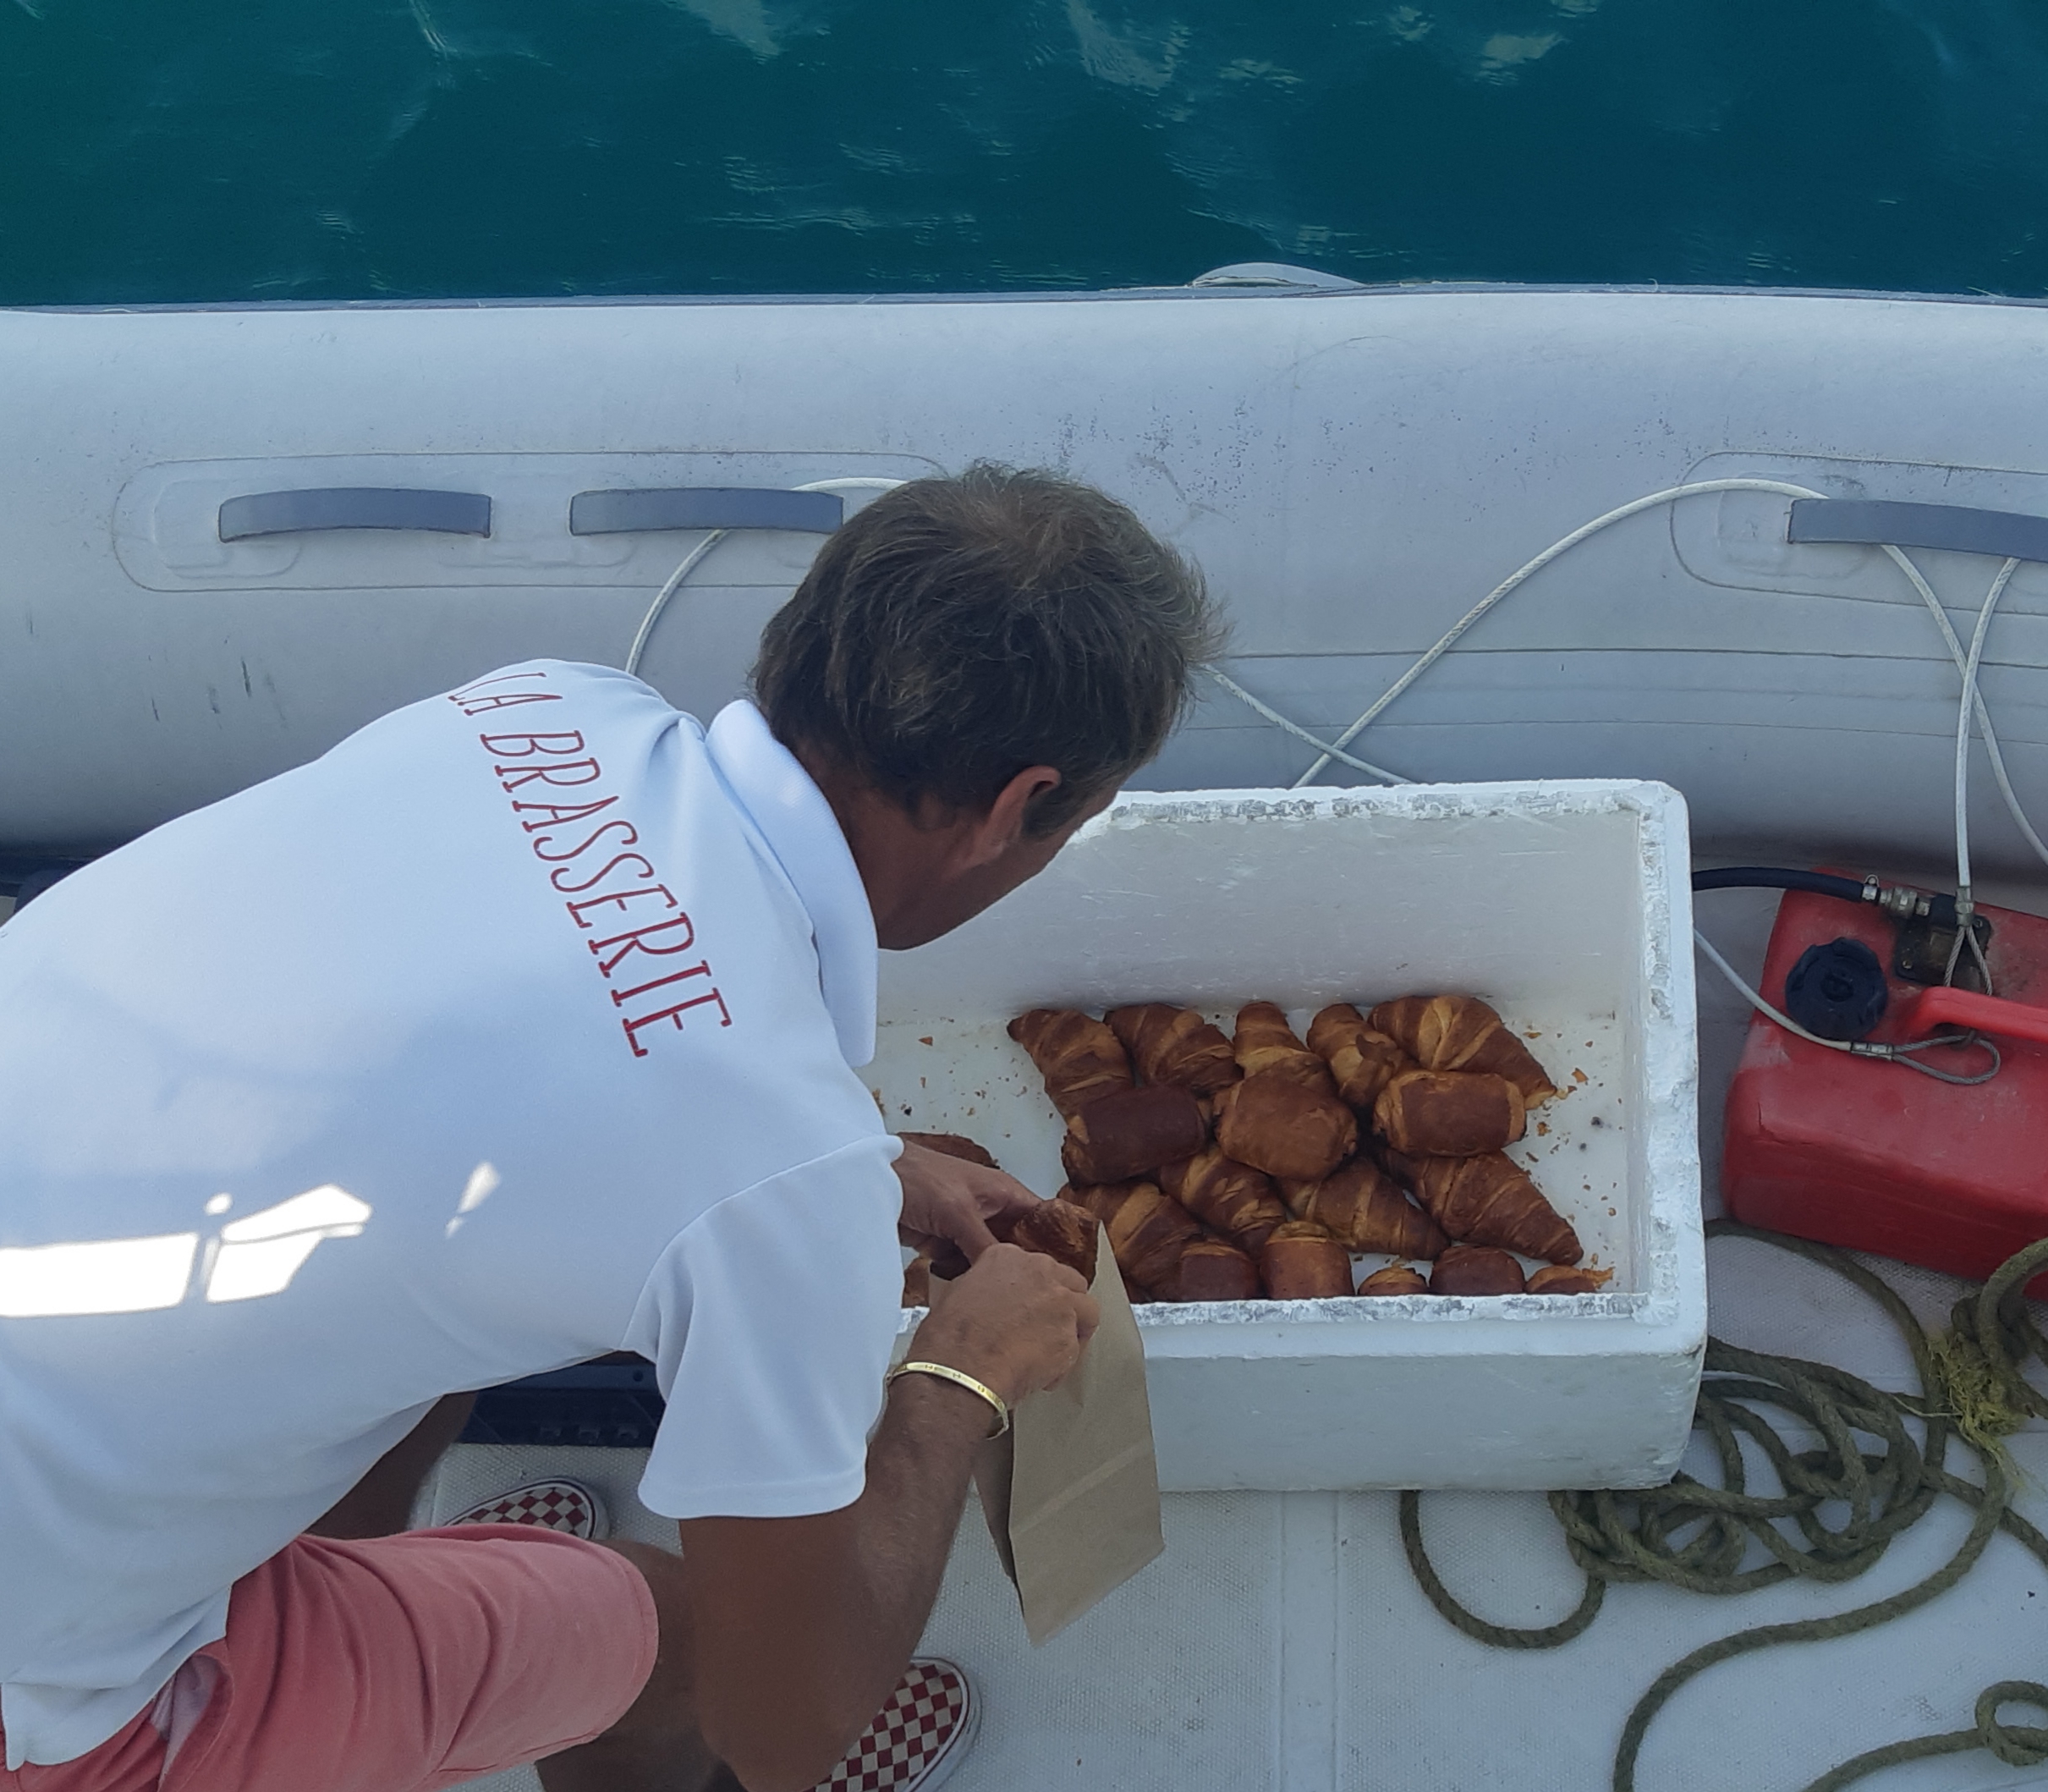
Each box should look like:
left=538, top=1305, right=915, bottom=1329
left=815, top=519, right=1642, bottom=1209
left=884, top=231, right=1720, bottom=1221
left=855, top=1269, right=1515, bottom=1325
left=754, top=464, right=1219, bottom=947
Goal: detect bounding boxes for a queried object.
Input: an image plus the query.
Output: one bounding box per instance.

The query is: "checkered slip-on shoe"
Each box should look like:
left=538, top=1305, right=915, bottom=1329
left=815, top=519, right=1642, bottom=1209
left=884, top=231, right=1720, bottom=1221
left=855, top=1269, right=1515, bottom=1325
left=808, top=1658, right=978, bottom=1792
left=447, top=1478, right=607, bottom=1540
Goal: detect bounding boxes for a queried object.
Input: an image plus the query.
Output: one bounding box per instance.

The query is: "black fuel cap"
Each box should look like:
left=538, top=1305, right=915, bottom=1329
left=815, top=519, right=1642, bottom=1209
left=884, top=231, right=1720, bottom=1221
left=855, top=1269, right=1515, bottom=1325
left=1785, top=937, right=1889, bottom=1042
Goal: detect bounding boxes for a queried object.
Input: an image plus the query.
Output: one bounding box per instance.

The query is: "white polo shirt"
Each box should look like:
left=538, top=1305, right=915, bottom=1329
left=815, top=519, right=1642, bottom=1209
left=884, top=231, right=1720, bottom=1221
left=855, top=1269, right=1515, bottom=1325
left=0, top=662, right=905, bottom=1767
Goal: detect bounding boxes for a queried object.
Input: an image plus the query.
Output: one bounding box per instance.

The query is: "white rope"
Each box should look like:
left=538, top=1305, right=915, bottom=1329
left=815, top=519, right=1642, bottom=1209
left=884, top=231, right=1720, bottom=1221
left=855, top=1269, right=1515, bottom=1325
left=623, top=530, right=727, bottom=676
left=1288, top=477, right=1833, bottom=788
left=1193, top=470, right=2048, bottom=1075
left=1946, top=558, right=2020, bottom=992
left=1881, top=544, right=2048, bottom=876
left=1691, top=926, right=2001, bottom=1086
left=1203, top=668, right=1412, bottom=783
left=1194, top=474, right=2048, bottom=871
left=1692, top=927, right=1853, bottom=1054
left=1955, top=559, right=2018, bottom=897
left=622, top=476, right=908, bottom=678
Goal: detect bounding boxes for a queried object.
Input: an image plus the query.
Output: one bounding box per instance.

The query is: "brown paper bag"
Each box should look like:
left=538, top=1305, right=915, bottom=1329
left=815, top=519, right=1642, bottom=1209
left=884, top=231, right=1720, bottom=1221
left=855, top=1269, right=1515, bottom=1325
left=972, top=1229, right=1164, bottom=1644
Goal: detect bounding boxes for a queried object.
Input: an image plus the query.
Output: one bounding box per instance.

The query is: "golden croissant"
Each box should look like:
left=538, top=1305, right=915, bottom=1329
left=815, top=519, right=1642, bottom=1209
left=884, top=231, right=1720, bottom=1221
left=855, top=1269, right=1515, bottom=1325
left=1260, top=1221, right=1353, bottom=1300
left=1065, top=1179, right=1203, bottom=1293
left=1232, top=1001, right=1337, bottom=1095
left=999, top=1196, right=1101, bottom=1282
left=1381, top=1148, right=1582, bottom=1264
left=1165, top=1237, right=1261, bottom=1302
left=1280, top=1158, right=1446, bottom=1257
left=1160, top=1146, right=1289, bottom=1254
left=1429, top=1245, right=1527, bottom=1295
left=1373, top=1069, right=1526, bottom=1157
left=1106, top=1003, right=1240, bottom=1094
left=1060, top=1084, right=1209, bottom=1185
left=1213, top=1072, right=1356, bottom=1182
left=1367, top=995, right=1559, bottom=1108
left=1307, top=1003, right=1410, bottom=1110
left=1008, top=1008, right=1135, bottom=1117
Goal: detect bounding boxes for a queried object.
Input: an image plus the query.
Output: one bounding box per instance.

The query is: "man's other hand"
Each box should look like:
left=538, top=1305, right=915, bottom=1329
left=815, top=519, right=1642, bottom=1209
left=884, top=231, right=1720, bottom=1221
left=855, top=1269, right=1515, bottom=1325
left=677, top=1245, right=1100, bottom=1789
left=912, top=1242, right=1099, bottom=1406
left=674, top=1217, right=1100, bottom=1792
left=893, top=1139, right=1040, bottom=1273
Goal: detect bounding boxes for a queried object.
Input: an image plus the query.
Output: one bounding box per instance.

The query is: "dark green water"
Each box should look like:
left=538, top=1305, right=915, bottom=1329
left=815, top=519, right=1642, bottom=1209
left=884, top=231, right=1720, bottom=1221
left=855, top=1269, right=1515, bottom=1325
left=3, top=0, right=2045, bottom=304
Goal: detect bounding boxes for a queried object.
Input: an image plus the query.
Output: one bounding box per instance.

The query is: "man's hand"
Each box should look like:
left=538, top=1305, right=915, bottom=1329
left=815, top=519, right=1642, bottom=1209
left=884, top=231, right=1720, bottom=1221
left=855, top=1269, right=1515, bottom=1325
left=911, top=1241, right=1099, bottom=1405
left=678, top=1242, right=1100, bottom=1790
left=893, top=1138, right=1041, bottom=1274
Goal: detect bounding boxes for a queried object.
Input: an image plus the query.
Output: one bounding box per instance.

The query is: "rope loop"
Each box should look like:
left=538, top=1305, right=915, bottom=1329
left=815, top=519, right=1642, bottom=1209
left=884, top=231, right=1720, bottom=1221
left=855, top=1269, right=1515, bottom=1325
left=1794, top=1680, right=2048, bottom=1791
left=1977, top=1682, right=2048, bottom=1768
left=1968, top=1244, right=2048, bottom=1426
left=1397, top=1490, right=1604, bottom=1648
left=1397, top=1224, right=2048, bottom=1792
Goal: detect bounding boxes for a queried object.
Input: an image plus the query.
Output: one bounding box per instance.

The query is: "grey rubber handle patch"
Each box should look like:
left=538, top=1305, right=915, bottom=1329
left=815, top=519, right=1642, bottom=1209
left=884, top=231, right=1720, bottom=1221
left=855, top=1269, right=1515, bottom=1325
left=568, top=486, right=845, bottom=536
left=1787, top=497, right=2048, bottom=565
left=218, top=487, right=492, bottom=541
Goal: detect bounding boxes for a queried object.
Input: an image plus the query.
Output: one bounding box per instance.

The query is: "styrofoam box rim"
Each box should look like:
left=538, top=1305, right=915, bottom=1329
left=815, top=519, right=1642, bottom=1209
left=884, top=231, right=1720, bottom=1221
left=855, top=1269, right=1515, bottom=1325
left=888, top=777, right=1708, bottom=1365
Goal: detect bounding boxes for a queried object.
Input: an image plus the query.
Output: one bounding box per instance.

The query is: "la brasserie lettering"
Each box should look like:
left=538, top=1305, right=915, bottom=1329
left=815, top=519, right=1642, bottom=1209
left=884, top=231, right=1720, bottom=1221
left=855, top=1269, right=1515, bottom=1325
left=448, top=668, right=732, bottom=1058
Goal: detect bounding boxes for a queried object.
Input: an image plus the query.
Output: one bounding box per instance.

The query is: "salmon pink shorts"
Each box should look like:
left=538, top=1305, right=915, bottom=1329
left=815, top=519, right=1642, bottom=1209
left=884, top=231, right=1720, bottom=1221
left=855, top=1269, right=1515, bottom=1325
left=2, top=1525, right=660, bottom=1792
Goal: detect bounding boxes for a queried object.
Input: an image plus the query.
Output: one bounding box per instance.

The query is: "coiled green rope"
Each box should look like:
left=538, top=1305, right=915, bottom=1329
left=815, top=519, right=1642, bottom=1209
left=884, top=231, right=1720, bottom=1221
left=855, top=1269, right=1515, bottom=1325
left=1399, top=1223, right=2048, bottom=1792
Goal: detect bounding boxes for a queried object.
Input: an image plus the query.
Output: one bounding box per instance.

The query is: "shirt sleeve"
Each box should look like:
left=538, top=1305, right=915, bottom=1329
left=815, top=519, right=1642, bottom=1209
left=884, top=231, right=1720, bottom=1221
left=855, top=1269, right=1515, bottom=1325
left=625, top=1134, right=905, bottom=1520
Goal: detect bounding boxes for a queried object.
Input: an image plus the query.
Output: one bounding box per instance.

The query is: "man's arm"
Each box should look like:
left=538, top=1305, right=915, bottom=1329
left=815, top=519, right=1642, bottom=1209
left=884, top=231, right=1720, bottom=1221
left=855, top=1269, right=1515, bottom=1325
left=678, top=1244, right=1095, bottom=1792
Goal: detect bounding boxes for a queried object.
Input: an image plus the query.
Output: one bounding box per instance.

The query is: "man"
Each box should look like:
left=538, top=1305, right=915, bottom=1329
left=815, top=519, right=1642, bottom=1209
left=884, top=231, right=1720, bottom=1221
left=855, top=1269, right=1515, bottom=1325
left=0, top=464, right=1216, bottom=1792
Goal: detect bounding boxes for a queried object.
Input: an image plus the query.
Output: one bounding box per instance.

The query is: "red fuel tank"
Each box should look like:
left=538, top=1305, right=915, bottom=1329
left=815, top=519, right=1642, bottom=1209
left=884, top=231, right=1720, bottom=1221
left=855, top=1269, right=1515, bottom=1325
left=1724, top=883, right=2048, bottom=1283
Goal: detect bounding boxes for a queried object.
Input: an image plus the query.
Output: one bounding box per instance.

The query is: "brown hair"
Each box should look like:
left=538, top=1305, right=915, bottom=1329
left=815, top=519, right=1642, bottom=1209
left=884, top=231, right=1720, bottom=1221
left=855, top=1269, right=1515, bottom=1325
left=753, top=464, right=1220, bottom=833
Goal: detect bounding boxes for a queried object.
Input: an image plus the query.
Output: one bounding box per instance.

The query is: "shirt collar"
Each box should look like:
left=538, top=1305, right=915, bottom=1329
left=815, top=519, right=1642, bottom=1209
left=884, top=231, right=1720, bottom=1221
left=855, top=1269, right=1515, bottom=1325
left=705, top=700, right=879, bottom=1068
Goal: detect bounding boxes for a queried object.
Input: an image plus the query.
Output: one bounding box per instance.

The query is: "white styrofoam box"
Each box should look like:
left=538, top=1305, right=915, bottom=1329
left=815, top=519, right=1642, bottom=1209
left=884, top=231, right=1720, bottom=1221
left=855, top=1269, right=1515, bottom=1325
left=870, top=780, right=1705, bottom=1493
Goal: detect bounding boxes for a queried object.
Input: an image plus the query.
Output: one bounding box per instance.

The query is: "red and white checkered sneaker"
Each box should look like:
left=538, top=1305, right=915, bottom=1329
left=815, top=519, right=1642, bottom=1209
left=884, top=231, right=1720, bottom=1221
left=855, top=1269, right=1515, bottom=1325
left=808, top=1657, right=978, bottom=1792
left=447, top=1477, right=608, bottom=1541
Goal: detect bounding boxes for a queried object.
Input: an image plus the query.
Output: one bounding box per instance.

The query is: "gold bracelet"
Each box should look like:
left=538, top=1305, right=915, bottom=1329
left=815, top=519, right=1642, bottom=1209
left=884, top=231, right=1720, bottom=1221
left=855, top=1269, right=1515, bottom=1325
left=886, top=1360, right=1011, bottom=1438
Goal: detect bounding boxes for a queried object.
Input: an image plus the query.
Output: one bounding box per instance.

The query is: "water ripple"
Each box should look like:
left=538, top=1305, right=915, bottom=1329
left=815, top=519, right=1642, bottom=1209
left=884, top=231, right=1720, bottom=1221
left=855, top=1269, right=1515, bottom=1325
left=1, top=0, right=2045, bottom=301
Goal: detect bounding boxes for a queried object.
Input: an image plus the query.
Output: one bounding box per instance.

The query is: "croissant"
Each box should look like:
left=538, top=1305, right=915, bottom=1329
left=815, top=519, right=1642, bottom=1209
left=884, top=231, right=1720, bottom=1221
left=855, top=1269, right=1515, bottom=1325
left=1260, top=1221, right=1353, bottom=1300
left=1527, top=1264, right=1613, bottom=1295
left=1232, top=1002, right=1337, bottom=1095
left=1280, top=1159, right=1447, bottom=1257
left=1381, top=1149, right=1583, bottom=1264
left=1307, top=1004, right=1411, bottom=1110
left=1213, top=1073, right=1356, bottom=1182
left=1106, top=1004, right=1241, bottom=1094
left=1165, top=1237, right=1262, bottom=1302
left=897, top=1131, right=999, bottom=1168
left=1373, top=1069, right=1526, bottom=1157
left=1430, top=1245, right=1527, bottom=1295
left=1160, top=1147, right=1288, bottom=1254
left=1368, top=995, right=1559, bottom=1108
left=999, top=1196, right=1102, bottom=1282
left=1356, top=1264, right=1430, bottom=1297
left=1066, top=1179, right=1204, bottom=1292
left=1008, top=1009, right=1135, bottom=1118
left=1060, top=1084, right=1210, bottom=1185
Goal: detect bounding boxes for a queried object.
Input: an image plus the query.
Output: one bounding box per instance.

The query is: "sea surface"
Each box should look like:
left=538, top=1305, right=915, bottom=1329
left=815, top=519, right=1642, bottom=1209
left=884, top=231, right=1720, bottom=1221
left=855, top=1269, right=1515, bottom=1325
left=3, top=0, right=2046, bottom=304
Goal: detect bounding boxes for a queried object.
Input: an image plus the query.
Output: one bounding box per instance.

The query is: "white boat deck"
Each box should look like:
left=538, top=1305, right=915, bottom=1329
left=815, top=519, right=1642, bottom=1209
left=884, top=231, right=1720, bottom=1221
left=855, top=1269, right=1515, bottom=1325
left=446, top=882, right=2048, bottom=1791
left=438, top=1257, right=2048, bottom=1792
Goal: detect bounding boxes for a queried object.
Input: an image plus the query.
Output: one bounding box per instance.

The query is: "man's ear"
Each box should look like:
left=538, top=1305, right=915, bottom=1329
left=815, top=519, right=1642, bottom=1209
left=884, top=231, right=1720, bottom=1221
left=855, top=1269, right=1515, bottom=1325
left=960, top=765, right=1063, bottom=866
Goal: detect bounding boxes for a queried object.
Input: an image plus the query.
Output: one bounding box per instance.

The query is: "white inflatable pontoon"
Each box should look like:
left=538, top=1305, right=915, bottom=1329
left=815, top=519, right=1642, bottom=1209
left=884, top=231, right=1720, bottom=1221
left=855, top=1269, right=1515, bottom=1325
left=6, top=274, right=2048, bottom=1791
left=6, top=272, right=2048, bottom=877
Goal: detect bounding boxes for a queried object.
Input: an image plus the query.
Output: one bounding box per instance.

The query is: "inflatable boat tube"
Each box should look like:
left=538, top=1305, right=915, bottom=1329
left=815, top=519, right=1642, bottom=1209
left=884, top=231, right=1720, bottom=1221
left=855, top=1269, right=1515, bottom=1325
left=3, top=279, right=2047, bottom=873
